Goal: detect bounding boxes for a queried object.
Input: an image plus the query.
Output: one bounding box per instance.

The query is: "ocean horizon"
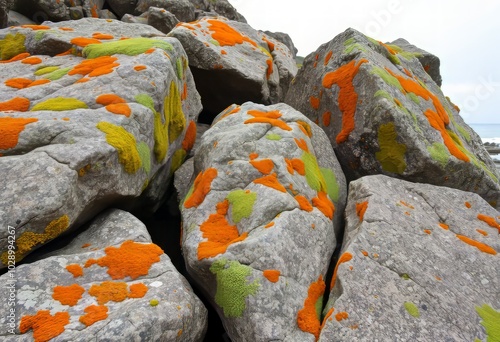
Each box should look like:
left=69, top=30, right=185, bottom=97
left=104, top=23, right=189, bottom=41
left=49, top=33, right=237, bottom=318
left=467, top=123, right=500, bottom=143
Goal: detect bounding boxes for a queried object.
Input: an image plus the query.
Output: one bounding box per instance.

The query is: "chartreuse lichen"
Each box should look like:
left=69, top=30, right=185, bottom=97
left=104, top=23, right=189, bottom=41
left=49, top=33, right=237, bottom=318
left=170, top=149, right=186, bottom=174
left=343, top=37, right=367, bottom=55
left=45, top=67, right=72, bottom=81
left=210, top=259, right=260, bottom=318
left=407, top=92, right=421, bottom=104
left=83, top=38, right=173, bottom=58
left=166, top=81, right=186, bottom=144
left=0, top=33, right=26, bottom=60
left=266, top=133, right=281, bottom=140
left=475, top=304, right=500, bottom=341
left=31, top=98, right=88, bottom=111
left=374, top=89, right=392, bottom=101
left=427, top=142, right=450, bottom=168
left=35, top=30, right=47, bottom=41
left=320, top=168, right=339, bottom=202
left=176, top=59, right=183, bottom=79
left=404, top=301, right=420, bottom=318
left=371, top=66, right=404, bottom=92
left=97, top=122, right=141, bottom=174
left=35, top=66, right=60, bottom=76
left=136, top=141, right=151, bottom=175
left=301, top=152, right=327, bottom=192
left=375, top=122, right=407, bottom=174
left=385, top=44, right=422, bottom=60
left=226, top=189, right=257, bottom=224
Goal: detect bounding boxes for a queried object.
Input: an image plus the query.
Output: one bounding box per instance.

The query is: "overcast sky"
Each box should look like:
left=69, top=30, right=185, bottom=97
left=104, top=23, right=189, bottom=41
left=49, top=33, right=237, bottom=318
left=233, top=0, right=500, bottom=124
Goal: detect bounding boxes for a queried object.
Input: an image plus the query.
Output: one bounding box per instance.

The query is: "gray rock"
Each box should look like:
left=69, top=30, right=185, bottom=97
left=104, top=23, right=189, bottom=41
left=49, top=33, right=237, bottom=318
left=135, top=0, right=196, bottom=23
left=82, top=0, right=104, bottom=18
left=69, top=6, right=84, bottom=20
left=0, top=209, right=207, bottom=341
left=7, top=10, right=35, bottom=26
left=0, top=19, right=202, bottom=267
left=147, top=7, right=180, bottom=35
left=264, top=30, right=298, bottom=58
left=121, top=12, right=148, bottom=24
left=97, top=9, right=118, bottom=20
left=319, top=175, right=500, bottom=342
left=188, top=0, right=246, bottom=23
left=168, top=17, right=297, bottom=121
left=285, top=28, right=500, bottom=209
left=180, top=102, right=347, bottom=341
left=107, top=0, right=138, bottom=18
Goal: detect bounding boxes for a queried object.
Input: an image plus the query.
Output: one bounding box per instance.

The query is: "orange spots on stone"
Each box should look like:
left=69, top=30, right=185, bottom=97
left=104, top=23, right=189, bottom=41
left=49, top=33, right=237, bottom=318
left=424, top=229, right=431, bottom=235
left=21, top=56, right=42, bottom=65
left=76, top=77, right=90, bottom=83
left=82, top=243, right=91, bottom=248
left=476, top=229, right=488, bottom=236
left=21, top=24, right=50, bottom=30
left=89, top=281, right=128, bottom=304
left=356, top=201, right=368, bottom=221
left=0, top=117, right=38, bottom=150
left=361, top=250, right=368, bottom=256
left=96, top=94, right=130, bottom=117
left=465, top=201, right=472, bottom=208
left=27, top=79, right=50, bottom=88
left=90, top=4, right=99, bottom=18
left=220, top=49, right=227, bottom=55
left=323, top=59, right=368, bottom=144
left=70, top=37, right=102, bottom=47
left=297, top=275, right=325, bottom=340
left=262, top=37, right=275, bottom=52
left=378, top=41, right=396, bottom=55
left=263, top=270, right=280, bottom=283
left=324, top=51, right=333, bottom=65
left=253, top=173, right=287, bottom=192
left=335, top=311, right=349, bottom=321
left=182, top=121, right=197, bottom=151
left=309, top=96, right=320, bottom=110
left=65, top=264, right=83, bottom=278
left=264, top=222, right=274, bottom=228
left=331, top=252, right=353, bottom=289
left=249, top=152, right=258, bottom=160
left=477, top=214, right=500, bottom=233
left=181, top=82, right=188, bottom=100
left=248, top=109, right=282, bottom=119
left=55, top=49, right=73, bottom=57
left=404, top=211, right=410, bottom=216
left=134, top=65, right=146, bottom=71
left=373, top=253, right=379, bottom=258
left=20, top=310, right=70, bottom=342
left=266, top=59, right=273, bottom=79
left=144, top=48, right=155, bottom=54
left=245, top=109, right=291, bottom=130
left=0, top=52, right=30, bottom=64
left=400, top=200, right=414, bottom=209
left=5, top=77, right=33, bottom=89
left=184, top=168, right=218, bottom=208
left=79, top=305, right=108, bottom=326
left=285, top=158, right=306, bottom=175
left=403, top=68, right=412, bottom=77
left=207, top=19, right=257, bottom=47
left=128, top=283, right=148, bottom=298
left=52, top=284, right=85, bottom=306
left=92, top=33, right=114, bottom=40
left=294, top=138, right=309, bottom=152
left=322, top=111, right=331, bottom=126
left=456, top=234, right=497, bottom=255
left=438, top=223, right=449, bottom=230
left=0, top=97, right=30, bottom=112
left=197, top=199, right=248, bottom=260
left=312, top=191, right=335, bottom=219
left=58, top=27, right=74, bottom=31
left=295, top=195, right=313, bottom=212
left=84, top=240, right=163, bottom=280
left=435, top=275, right=442, bottom=281
left=250, top=158, right=274, bottom=174
left=69, top=56, right=118, bottom=77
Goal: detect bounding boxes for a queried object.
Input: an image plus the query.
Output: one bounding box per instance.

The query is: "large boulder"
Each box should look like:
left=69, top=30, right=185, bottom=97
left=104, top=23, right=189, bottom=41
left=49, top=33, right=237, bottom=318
left=263, top=30, right=298, bottom=58
left=168, top=17, right=298, bottom=122
left=319, top=175, right=500, bottom=341
left=189, top=0, right=246, bottom=23
left=285, top=28, right=500, bottom=209
left=0, top=209, right=207, bottom=341
left=0, top=18, right=202, bottom=268
left=135, top=0, right=196, bottom=23
left=180, top=102, right=347, bottom=341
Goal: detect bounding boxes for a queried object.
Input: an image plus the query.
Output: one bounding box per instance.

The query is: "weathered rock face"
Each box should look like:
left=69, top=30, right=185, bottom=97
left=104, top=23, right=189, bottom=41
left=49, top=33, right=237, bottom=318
left=168, top=17, right=298, bottom=121
left=180, top=102, right=347, bottom=341
left=319, top=175, right=500, bottom=341
left=189, top=0, right=246, bottom=23
left=7, top=11, right=36, bottom=26
left=0, top=18, right=202, bottom=268
left=135, top=0, right=196, bottom=23
left=0, top=209, right=207, bottom=341
left=285, top=28, right=500, bottom=209
left=263, top=30, right=298, bottom=58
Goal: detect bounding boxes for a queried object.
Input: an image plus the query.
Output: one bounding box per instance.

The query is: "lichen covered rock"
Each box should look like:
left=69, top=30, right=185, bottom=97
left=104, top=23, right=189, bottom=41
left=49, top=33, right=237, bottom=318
left=285, top=28, right=500, bottom=209
left=0, top=209, right=207, bottom=341
left=0, top=18, right=202, bottom=268
left=180, top=102, right=347, bottom=341
left=319, top=175, right=500, bottom=341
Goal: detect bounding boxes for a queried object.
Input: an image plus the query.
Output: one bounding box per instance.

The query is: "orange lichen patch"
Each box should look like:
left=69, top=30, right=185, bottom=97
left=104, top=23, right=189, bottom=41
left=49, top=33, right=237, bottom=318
left=400, top=200, right=414, bottom=209
left=207, top=19, right=257, bottom=47
left=264, top=222, right=274, bottom=228
left=404, top=211, right=410, bottom=216
left=465, top=201, right=472, bottom=208
left=20, top=310, right=70, bottom=342
left=320, top=307, right=334, bottom=331
left=0, top=117, right=38, bottom=149
left=84, top=240, right=163, bottom=280
left=181, top=82, right=188, bottom=100
left=295, top=195, right=313, bottom=212
left=0, top=52, right=30, bottom=64
left=0, top=97, right=30, bottom=112
left=134, top=65, right=146, bottom=71
left=182, top=120, right=197, bottom=151
left=68, top=56, right=118, bottom=77
left=424, top=229, right=431, bottom=235
left=262, top=37, right=275, bottom=51
left=245, top=111, right=292, bottom=131
left=309, top=95, right=320, bottom=110
left=92, top=33, right=114, bottom=40
left=249, top=152, right=258, bottom=160
left=128, top=283, right=148, bottom=298
left=312, top=191, right=335, bottom=219
left=335, top=311, right=349, bottom=321
left=379, top=41, right=396, bottom=54
left=356, top=201, right=368, bottom=221
left=324, top=51, right=333, bottom=65
left=184, top=168, right=218, bottom=208
left=58, top=27, right=74, bottom=31
left=330, top=252, right=353, bottom=289
left=96, top=94, right=130, bottom=116
left=248, top=109, right=282, bottom=119
left=104, top=103, right=131, bottom=116
left=294, top=138, right=309, bottom=152
left=263, top=270, right=280, bottom=283
left=250, top=159, right=274, bottom=174
left=79, top=305, right=108, bottom=326
left=21, top=56, right=42, bottom=65
left=198, top=199, right=248, bottom=260
left=394, top=98, right=402, bottom=107
left=476, top=229, right=488, bottom=236
left=88, top=281, right=128, bottom=304
left=402, top=68, right=412, bottom=77
left=286, top=158, right=306, bottom=175
left=253, top=173, right=287, bottom=192
left=322, top=111, right=331, bottom=126
left=438, top=223, right=449, bottom=230
left=26, top=79, right=50, bottom=88
left=144, top=48, right=155, bottom=54
left=456, top=234, right=497, bottom=255
left=21, top=24, right=50, bottom=30
left=70, top=37, right=102, bottom=47
left=55, top=49, right=73, bottom=57
left=5, top=77, right=33, bottom=89
left=90, top=4, right=98, bottom=17
left=52, top=284, right=85, bottom=306
left=266, top=59, right=273, bottom=79
left=75, top=77, right=90, bottom=83
left=65, top=264, right=83, bottom=278
left=82, top=243, right=91, bottom=248
left=435, top=275, right=442, bottom=281
left=477, top=214, right=500, bottom=233
left=221, top=49, right=227, bottom=55
left=361, top=250, right=368, bottom=256
left=323, top=59, right=368, bottom=144
left=297, top=275, right=325, bottom=340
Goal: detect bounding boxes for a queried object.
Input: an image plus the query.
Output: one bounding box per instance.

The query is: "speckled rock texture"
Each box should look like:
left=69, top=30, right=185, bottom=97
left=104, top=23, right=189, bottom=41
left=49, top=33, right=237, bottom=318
left=285, top=28, right=500, bottom=210
left=180, top=102, right=347, bottom=341
left=0, top=209, right=207, bottom=341
left=168, top=17, right=298, bottom=120
left=188, top=0, right=246, bottom=23
left=319, top=175, right=500, bottom=342
left=0, top=18, right=202, bottom=268
left=135, top=0, right=196, bottom=23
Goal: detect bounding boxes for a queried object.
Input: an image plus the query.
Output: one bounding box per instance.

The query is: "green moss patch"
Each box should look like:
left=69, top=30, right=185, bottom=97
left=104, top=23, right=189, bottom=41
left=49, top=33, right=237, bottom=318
left=375, top=122, right=407, bottom=174
left=320, top=167, right=340, bottom=202
left=371, top=66, right=404, bottom=92
left=226, top=189, right=257, bottom=224
left=427, top=142, right=450, bottom=168
left=301, top=152, right=327, bottom=192
left=45, top=67, right=71, bottom=81
left=265, top=133, right=282, bottom=140
left=476, top=304, right=500, bottom=342
left=35, top=66, right=60, bottom=76
left=83, top=37, right=173, bottom=59
left=0, top=33, right=26, bottom=60
left=404, top=301, right=420, bottom=318
left=136, top=141, right=151, bottom=175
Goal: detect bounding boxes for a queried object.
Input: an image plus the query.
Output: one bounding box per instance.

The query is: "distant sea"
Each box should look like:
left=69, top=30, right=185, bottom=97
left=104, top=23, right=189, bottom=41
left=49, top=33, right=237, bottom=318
left=468, top=123, right=500, bottom=163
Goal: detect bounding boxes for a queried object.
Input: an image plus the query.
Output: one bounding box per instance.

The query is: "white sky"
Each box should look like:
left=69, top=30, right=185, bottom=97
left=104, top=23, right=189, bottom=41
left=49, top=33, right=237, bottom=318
left=233, top=0, right=500, bottom=124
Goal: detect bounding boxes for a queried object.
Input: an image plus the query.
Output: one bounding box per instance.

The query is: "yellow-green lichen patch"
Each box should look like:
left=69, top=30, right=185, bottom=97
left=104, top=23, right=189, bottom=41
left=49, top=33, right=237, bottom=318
left=265, top=133, right=282, bottom=140
left=34, top=30, right=47, bottom=41
left=320, top=167, right=339, bottom=202
left=210, top=259, right=260, bottom=318
left=135, top=93, right=155, bottom=112
left=301, top=152, right=327, bottom=192
left=150, top=299, right=159, bottom=307
left=427, top=142, right=450, bottom=168
left=136, top=141, right=151, bottom=175
left=83, top=38, right=173, bottom=59
left=455, top=124, right=471, bottom=143
left=31, top=98, right=88, bottom=111
left=176, top=59, right=183, bottom=80
left=476, top=304, right=500, bottom=341
left=226, top=189, right=257, bottom=224
left=343, top=37, right=366, bottom=54
left=45, top=67, right=72, bottom=81
left=407, top=92, right=421, bottom=104
left=0, top=33, right=26, bottom=60
left=404, top=301, right=420, bottom=318
left=97, top=122, right=141, bottom=174
left=374, top=89, right=392, bottom=101
left=166, top=81, right=186, bottom=144
left=170, top=149, right=186, bottom=174
left=35, top=66, right=60, bottom=76
left=135, top=93, right=168, bottom=162
left=371, top=66, right=404, bottom=92
left=375, top=122, right=407, bottom=174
